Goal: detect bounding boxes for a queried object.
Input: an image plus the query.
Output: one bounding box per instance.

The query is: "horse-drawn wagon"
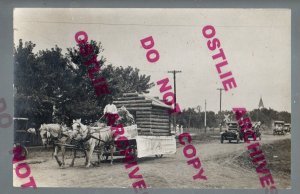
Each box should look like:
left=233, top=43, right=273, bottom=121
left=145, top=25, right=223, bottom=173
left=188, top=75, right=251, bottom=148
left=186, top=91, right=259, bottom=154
left=108, top=93, right=176, bottom=158
left=35, top=93, right=176, bottom=167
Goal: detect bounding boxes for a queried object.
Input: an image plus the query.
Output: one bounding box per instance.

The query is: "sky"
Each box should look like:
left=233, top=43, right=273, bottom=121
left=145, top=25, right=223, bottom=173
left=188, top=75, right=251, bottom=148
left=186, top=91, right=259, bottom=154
left=13, top=8, right=291, bottom=112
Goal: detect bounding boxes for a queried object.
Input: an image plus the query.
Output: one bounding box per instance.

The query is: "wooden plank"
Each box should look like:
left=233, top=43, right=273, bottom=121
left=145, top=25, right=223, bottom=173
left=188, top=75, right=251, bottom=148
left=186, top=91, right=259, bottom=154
left=137, top=116, right=170, bottom=120
left=138, top=110, right=169, bottom=114
left=138, top=132, right=170, bottom=136
left=151, top=132, right=171, bottom=135
left=138, top=127, right=170, bottom=131
left=137, top=123, right=170, bottom=128
left=138, top=125, right=170, bottom=129
left=151, top=108, right=169, bottom=112
left=151, top=110, right=169, bottom=114
left=136, top=116, right=152, bottom=120
left=138, top=129, right=152, bottom=132
left=136, top=115, right=151, bottom=118
left=136, top=121, right=170, bottom=126
left=151, top=127, right=170, bottom=130
left=139, top=125, right=170, bottom=130
left=115, top=96, right=145, bottom=101
left=136, top=111, right=151, bottom=115
left=137, top=110, right=151, bottom=113
left=116, top=103, right=152, bottom=107
left=137, top=121, right=170, bottom=125
left=136, top=118, right=170, bottom=123
left=138, top=126, right=171, bottom=130
left=151, top=111, right=170, bottom=115
left=142, top=113, right=169, bottom=118
left=140, top=121, right=170, bottom=125
left=115, top=102, right=152, bottom=107
left=139, top=129, right=170, bottom=133
left=138, top=125, right=170, bottom=130
left=139, top=127, right=152, bottom=130
left=152, top=129, right=170, bottom=133
left=123, top=93, right=139, bottom=97
left=116, top=106, right=151, bottom=110
left=152, top=115, right=170, bottom=119
left=136, top=119, right=171, bottom=126
left=137, top=115, right=170, bottom=120
left=144, top=122, right=170, bottom=126
left=120, top=106, right=151, bottom=110
left=115, top=103, right=152, bottom=107
left=114, top=100, right=152, bottom=104
left=126, top=107, right=152, bottom=110
left=151, top=109, right=169, bottom=113
left=150, top=112, right=170, bottom=116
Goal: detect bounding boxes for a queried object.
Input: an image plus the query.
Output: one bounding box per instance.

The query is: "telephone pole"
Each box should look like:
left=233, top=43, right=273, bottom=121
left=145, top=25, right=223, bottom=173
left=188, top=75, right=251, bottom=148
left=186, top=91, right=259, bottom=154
left=217, top=88, right=224, bottom=132
left=197, top=105, right=201, bottom=133
left=168, top=70, right=182, bottom=131
left=168, top=70, right=182, bottom=111
left=204, top=100, right=207, bottom=133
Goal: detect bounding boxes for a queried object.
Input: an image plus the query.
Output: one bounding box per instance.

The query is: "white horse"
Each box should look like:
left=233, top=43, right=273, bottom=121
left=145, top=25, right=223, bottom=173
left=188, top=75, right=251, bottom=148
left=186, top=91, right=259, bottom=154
left=72, top=119, right=114, bottom=168
left=38, top=124, right=78, bottom=168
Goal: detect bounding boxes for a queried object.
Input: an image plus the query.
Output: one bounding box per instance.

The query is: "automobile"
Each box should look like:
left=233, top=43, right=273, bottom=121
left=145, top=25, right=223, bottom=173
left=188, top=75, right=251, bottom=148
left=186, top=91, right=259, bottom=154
left=273, top=121, right=285, bottom=135
left=283, top=123, right=291, bottom=133
left=220, top=121, right=242, bottom=144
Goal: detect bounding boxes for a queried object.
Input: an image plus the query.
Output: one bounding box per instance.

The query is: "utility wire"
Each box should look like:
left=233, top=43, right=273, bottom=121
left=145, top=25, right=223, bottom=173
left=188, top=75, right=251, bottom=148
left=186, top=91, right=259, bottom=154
left=19, top=20, right=197, bottom=27
left=18, top=20, right=283, bottom=28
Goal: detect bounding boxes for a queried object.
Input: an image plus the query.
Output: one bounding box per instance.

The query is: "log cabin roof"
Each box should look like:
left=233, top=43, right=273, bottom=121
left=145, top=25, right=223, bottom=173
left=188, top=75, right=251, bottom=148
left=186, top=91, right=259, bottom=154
left=114, top=93, right=172, bottom=109
left=143, top=95, right=172, bottom=109
left=114, top=93, right=171, bottom=136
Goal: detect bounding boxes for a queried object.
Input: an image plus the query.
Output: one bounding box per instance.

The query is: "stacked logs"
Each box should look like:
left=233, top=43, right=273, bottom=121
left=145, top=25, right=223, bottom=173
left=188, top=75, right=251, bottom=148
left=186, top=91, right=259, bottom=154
left=113, top=93, right=171, bottom=136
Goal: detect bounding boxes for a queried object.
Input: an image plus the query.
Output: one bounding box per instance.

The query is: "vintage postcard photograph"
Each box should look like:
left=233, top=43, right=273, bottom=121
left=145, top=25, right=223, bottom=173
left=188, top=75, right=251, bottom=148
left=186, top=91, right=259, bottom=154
left=13, top=8, right=290, bottom=191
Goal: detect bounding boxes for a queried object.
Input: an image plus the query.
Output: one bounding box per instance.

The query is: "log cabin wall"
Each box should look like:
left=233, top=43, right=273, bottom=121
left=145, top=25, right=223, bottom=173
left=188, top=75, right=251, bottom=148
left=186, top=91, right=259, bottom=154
left=113, top=93, right=171, bottom=136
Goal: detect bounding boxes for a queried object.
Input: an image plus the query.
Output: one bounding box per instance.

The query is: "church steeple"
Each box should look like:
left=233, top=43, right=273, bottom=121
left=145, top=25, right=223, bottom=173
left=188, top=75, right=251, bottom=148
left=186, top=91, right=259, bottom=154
left=258, top=96, right=264, bottom=109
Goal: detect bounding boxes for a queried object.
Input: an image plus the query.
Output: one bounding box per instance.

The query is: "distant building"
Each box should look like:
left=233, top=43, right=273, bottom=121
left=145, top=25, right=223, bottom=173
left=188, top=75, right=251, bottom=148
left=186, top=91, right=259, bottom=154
left=258, top=97, right=264, bottom=109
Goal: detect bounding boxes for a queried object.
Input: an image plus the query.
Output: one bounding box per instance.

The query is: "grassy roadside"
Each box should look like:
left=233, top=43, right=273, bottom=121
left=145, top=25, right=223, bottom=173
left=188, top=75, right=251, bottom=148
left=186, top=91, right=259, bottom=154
left=235, top=139, right=291, bottom=188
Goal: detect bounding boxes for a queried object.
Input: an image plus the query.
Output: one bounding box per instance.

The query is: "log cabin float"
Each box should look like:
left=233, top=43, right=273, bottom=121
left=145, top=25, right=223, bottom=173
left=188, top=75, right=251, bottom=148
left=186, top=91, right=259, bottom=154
left=113, top=92, right=172, bottom=136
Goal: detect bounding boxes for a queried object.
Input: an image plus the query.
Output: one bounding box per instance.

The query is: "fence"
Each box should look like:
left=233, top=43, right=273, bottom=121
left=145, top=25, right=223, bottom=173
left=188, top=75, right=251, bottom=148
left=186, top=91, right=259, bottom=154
left=15, top=130, right=42, bottom=147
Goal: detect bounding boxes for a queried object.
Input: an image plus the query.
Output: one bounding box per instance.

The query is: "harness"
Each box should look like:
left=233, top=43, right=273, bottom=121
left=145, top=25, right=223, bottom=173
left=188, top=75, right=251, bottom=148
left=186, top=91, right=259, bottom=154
left=89, top=128, right=114, bottom=148
left=49, top=125, right=71, bottom=146
left=72, top=122, right=115, bottom=151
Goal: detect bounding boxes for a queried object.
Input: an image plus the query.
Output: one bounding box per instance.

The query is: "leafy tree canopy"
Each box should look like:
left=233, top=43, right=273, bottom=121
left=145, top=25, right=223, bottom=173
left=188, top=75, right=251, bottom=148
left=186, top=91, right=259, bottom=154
left=14, top=39, right=154, bottom=127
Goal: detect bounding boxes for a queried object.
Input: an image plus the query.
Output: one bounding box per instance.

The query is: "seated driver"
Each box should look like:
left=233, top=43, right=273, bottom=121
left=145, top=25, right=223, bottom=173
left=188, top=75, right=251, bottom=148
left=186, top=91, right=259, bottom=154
left=103, top=99, right=119, bottom=126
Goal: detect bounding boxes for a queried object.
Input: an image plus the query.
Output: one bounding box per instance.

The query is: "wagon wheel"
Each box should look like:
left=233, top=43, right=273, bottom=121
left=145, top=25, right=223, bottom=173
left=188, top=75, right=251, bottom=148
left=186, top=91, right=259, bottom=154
left=100, top=144, right=111, bottom=162
left=14, top=144, right=28, bottom=159
left=22, top=146, right=28, bottom=158
left=99, top=153, right=109, bottom=161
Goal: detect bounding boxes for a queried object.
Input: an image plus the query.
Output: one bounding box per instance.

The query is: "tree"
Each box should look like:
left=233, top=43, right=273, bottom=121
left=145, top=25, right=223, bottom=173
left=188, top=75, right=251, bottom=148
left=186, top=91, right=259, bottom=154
left=249, top=108, right=291, bottom=128
left=14, top=39, right=155, bottom=127
left=14, top=40, right=75, bottom=126
left=66, top=39, right=154, bottom=113
left=176, top=108, right=217, bottom=129
left=102, top=65, right=154, bottom=96
left=14, top=39, right=52, bottom=127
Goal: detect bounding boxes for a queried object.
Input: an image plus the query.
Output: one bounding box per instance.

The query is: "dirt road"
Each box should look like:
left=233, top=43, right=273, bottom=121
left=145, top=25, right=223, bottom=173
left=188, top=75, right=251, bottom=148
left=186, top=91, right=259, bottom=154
left=13, top=133, right=291, bottom=189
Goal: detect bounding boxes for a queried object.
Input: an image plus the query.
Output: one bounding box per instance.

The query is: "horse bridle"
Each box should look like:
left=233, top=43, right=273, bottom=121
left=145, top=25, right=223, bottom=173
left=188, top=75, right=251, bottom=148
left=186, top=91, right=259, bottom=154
left=74, top=121, right=89, bottom=140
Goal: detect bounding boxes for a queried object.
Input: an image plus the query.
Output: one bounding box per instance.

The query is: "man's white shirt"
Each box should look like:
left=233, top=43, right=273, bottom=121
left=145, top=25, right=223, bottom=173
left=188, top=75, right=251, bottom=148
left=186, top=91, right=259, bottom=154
left=104, top=104, right=118, bottom=114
